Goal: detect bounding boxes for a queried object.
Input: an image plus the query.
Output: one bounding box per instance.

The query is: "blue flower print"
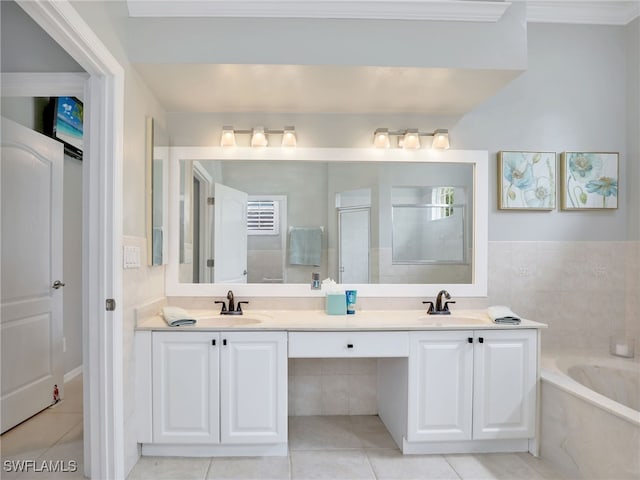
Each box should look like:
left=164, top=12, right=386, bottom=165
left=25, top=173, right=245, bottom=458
left=503, top=155, right=535, bottom=190
left=585, top=177, right=617, bottom=197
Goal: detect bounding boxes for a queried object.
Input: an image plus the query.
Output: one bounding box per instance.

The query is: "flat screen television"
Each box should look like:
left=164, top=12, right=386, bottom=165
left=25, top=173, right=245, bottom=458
left=44, top=96, right=84, bottom=160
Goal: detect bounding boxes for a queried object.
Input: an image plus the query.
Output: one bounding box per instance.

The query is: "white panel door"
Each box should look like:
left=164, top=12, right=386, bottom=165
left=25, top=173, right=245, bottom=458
left=407, top=331, right=474, bottom=442
left=472, top=329, right=537, bottom=440
left=220, top=332, right=287, bottom=444
left=1, top=118, right=64, bottom=433
left=152, top=332, right=220, bottom=443
left=338, top=208, right=370, bottom=284
left=213, top=183, right=248, bottom=283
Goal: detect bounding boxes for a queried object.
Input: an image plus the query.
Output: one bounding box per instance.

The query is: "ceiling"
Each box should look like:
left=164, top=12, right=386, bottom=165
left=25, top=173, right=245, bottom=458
left=134, top=64, right=521, bottom=114
left=126, top=0, right=638, bottom=116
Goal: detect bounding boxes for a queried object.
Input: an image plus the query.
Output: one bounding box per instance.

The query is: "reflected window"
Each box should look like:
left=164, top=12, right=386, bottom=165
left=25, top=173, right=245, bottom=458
left=431, top=186, right=455, bottom=219
left=247, top=198, right=280, bottom=236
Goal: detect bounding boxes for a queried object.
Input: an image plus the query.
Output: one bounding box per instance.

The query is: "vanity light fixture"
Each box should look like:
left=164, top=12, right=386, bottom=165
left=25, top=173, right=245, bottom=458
left=220, top=126, right=298, bottom=148
left=373, top=128, right=450, bottom=150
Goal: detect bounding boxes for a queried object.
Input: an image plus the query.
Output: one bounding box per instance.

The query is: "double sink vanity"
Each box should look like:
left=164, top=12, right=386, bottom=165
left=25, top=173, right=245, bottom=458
left=137, top=146, right=543, bottom=458
left=135, top=306, right=544, bottom=458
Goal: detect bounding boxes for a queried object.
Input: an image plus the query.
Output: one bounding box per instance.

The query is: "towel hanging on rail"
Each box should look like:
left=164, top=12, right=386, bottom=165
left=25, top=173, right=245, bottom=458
left=289, top=227, right=323, bottom=266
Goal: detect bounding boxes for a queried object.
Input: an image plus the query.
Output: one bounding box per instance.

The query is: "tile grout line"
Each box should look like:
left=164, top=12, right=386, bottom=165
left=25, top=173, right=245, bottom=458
left=203, top=457, right=214, bottom=480
left=442, top=454, right=464, bottom=480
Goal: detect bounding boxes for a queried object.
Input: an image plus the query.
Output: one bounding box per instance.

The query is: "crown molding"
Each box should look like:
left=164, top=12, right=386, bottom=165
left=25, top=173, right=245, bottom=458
left=126, top=0, right=512, bottom=22
left=527, top=1, right=640, bottom=26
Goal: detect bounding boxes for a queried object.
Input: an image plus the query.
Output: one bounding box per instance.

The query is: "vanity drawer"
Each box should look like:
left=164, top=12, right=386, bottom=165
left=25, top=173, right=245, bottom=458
left=288, top=331, right=409, bottom=358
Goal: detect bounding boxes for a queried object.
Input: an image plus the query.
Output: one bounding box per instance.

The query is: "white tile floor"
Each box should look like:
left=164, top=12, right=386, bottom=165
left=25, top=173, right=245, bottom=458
left=0, top=375, right=84, bottom=480
left=1, top=376, right=568, bottom=480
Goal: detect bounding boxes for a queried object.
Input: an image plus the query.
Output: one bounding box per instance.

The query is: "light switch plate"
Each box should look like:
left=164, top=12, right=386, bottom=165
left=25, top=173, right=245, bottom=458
left=123, top=245, right=141, bottom=269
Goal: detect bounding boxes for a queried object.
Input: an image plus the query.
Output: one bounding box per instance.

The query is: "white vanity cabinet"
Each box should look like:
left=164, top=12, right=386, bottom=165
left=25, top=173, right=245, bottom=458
left=150, top=331, right=287, bottom=447
left=407, top=329, right=537, bottom=444
left=152, top=331, right=219, bottom=444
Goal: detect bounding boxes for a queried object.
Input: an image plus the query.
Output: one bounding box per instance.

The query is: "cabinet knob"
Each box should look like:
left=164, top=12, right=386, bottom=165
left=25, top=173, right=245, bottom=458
left=478, top=337, right=484, bottom=343
left=347, top=344, right=354, bottom=349
left=223, top=339, right=227, bottom=346
left=212, top=339, right=216, bottom=346
left=468, top=337, right=473, bottom=343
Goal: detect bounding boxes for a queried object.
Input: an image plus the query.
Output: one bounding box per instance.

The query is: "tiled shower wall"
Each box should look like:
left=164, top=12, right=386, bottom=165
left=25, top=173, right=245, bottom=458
left=288, top=240, right=639, bottom=416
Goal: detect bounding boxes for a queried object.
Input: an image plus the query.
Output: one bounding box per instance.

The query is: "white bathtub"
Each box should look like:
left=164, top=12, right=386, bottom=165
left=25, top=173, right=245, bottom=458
left=540, top=353, right=640, bottom=479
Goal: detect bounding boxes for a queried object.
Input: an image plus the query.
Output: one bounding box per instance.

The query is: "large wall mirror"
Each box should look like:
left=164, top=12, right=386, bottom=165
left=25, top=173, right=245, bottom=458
left=167, top=148, right=488, bottom=297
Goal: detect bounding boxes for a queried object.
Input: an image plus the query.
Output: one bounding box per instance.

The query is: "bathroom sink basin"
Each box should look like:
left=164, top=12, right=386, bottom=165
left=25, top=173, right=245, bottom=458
left=193, top=312, right=271, bottom=326
left=417, top=315, right=489, bottom=326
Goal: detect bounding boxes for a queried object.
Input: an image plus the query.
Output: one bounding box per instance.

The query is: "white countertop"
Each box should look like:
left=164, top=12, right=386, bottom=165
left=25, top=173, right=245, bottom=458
left=137, top=308, right=547, bottom=331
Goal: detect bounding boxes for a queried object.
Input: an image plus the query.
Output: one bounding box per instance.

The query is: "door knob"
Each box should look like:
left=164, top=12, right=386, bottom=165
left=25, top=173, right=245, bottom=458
left=52, top=280, right=66, bottom=289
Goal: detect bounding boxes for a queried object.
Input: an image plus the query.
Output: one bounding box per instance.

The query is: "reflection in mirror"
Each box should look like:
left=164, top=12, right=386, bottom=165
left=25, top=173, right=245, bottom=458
left=177, top=160, right=473, bottom=285
left=146, top=117, right=168, bottom=265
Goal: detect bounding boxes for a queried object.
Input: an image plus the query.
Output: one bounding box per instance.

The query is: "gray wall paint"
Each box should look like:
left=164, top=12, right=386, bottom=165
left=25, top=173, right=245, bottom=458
left=0, top=1, right=83, bottom=72
left=0, top=97, right=83, bottom=375
left=456, top=23, right=628, bottom=241
left=168, top=22, right=634, bottom=242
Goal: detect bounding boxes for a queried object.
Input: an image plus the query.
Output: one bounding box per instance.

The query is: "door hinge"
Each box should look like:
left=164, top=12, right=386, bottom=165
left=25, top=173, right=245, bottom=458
left=206, top=259, right=214, bottom=267
left=106, top=298, right=116, bottom=311
left=207, top=197, right=215, bottom=206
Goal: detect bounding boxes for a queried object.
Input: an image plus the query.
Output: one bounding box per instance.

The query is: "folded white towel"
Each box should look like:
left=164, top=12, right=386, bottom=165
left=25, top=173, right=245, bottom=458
left=487, top=305, right=521, bottom=324
left=162, top=306, right=196, bottom=327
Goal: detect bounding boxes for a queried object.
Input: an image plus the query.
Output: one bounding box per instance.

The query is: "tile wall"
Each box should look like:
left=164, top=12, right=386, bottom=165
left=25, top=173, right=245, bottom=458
left=488, top=241, right=639, bottom=354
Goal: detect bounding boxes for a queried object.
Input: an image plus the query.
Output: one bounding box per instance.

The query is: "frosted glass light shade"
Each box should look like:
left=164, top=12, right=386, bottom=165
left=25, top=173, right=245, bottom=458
left=251, top=127, right=268, bottom=147
left=402, top=130, right=420, bottom=149
left=282, top=127, right=297, bottom=147
left=373, top=128, right=390, bottom=148
left=432, top=129, right=450, bottom=150
left=220, top=126, right=236, bottom=147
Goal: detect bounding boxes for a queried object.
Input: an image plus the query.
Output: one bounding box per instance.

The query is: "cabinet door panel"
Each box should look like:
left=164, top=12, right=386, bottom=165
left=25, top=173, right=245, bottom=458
left=408, top=331, right=473, bottom=442
left=220, top=332, right=287, bottom=444
left=473, top=329, right=536, bottom=439
left=152, top=332, right=219, bottom=443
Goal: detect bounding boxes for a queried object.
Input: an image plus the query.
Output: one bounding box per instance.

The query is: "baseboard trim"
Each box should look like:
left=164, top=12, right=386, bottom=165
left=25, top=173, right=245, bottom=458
left=141, top=442, right=288, bottom=457
left=64, top=365, right=83, bottom=383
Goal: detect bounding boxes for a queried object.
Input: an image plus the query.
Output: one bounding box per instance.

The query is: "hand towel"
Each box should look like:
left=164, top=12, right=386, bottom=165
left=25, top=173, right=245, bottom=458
left=487, top=305, right=521, bottom=325
left=162, top=306, right=197, bottom=327
left=289, top=227, right=322, bottom=266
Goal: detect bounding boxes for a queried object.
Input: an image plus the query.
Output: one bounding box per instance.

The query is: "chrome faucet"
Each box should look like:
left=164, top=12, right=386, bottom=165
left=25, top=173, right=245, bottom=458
left=423, top=290, right=456, bottom=315
left=215, top=290, right=249, bottom=315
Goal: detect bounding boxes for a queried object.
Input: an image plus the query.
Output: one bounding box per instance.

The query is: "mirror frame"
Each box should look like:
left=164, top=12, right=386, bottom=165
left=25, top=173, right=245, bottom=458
left=166, top=147, right=488, bottom=297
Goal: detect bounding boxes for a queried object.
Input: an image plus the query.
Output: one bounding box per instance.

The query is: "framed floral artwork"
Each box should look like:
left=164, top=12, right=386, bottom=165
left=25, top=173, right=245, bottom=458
left=498, top=151, right=557, bottom=210
left=561, top=152, right=618, bottom=210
